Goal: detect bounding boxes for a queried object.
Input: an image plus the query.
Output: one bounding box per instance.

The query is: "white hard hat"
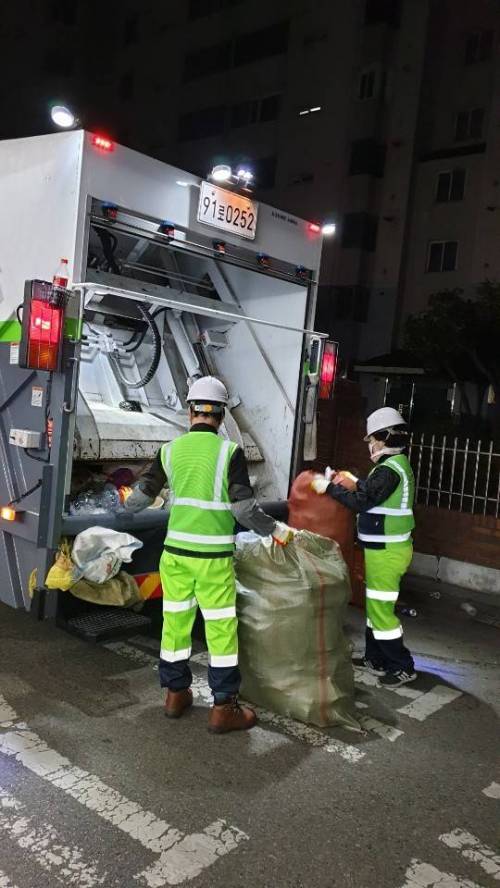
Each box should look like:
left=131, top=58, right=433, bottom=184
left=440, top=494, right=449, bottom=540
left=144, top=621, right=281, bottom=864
left=364, top=407, right=406, bottom=441
left=187, top=376, right=229, bottom=406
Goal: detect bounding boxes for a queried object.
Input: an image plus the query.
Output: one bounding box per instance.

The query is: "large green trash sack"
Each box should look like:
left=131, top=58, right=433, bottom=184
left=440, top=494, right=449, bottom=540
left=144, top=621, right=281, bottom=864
left=235, top=531, right=360, bottom=729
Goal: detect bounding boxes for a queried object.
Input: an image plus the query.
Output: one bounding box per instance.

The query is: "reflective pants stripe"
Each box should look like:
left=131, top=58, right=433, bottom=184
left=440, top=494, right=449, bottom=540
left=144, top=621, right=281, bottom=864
left=163, top=597, right=197, bottom=612
left=160, top=647, right=192, bottom=662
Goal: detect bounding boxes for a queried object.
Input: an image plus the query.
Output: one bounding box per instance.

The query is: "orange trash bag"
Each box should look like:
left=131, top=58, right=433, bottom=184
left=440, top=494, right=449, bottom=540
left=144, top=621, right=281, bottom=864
left=288, top=470, right=355, bottom=569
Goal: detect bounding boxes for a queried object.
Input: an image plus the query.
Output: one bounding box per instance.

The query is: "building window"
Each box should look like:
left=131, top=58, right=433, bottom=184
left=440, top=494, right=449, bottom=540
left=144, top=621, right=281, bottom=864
left=124, top=15, right=138, bottom=45
left=342, top=213, right=378, bottom=251
left=358, top=69, right=376, bottom=100
left=230, top=99, right=259, bottom=128
left=178, top=105, right=227, bottom=141
left=435, top=169, right=466, bottom=202
left=465, top=30, right=494, bottom=64
left=255, top=155, right=277, bottom=189
left=233, top=21, right=289, bottom=67
left=230, top=94, right=281, bottom=128
left=427, top=241, right=458, bottom=272
left=188, top=0, right=243, bottom=20
left=183, top=41, right=232, bottom=82
left=260, top=94, right=282, bottom=122
left=184, top=22, right=288, bottom=81
left=349, top=139, right=386, bottom=177
left=455, top=108, right=484, bottom=141
left=289, top=171, right=315, bottom=185
left=50, top=0, right=77, bottom=25
left=364, top=0, right=401, bottom=28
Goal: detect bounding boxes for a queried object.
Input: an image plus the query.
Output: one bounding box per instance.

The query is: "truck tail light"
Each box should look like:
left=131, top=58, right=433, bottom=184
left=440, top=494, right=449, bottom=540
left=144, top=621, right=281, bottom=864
left=0, top=507, right=16, bottom=522
left=19, top=280, right=66, bottom=372
left=91, top=134, right=115, bottom=152
left=319, top=341, right=337, bottom=400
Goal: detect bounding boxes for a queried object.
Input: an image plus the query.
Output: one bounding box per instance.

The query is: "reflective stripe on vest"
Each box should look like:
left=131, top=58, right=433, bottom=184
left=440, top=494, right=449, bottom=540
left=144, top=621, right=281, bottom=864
left=359, top=454, right=415, bottom=545
left=358, top=532, right=412, bottom=544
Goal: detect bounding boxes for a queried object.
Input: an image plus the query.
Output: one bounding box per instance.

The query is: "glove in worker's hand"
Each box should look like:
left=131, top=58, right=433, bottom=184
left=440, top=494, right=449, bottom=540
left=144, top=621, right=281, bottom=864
left=272, top=521, right=296, bottom=547
left=331, top=471, right=358, bottom=492
left=310, top=474, right=330, bottom=495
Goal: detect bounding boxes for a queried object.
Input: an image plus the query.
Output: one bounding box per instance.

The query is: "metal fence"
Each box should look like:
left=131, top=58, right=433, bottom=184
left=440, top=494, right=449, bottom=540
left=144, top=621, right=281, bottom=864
left=408, top=434, right=500, bottom=517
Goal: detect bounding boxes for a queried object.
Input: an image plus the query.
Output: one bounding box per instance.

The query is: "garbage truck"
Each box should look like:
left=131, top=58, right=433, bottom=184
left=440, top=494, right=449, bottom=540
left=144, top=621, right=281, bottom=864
left=0, top=130, right=336, bottom=639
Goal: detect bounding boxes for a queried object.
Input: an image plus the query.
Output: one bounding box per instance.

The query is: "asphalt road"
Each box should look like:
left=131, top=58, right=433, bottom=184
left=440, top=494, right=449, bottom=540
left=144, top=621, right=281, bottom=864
left=0, top=578, right=498, bottom=888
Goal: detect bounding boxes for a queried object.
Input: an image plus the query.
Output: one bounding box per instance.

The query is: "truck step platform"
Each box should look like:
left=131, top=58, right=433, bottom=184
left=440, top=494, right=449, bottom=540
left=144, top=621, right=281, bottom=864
left=60, top=608, right=151, bottom=643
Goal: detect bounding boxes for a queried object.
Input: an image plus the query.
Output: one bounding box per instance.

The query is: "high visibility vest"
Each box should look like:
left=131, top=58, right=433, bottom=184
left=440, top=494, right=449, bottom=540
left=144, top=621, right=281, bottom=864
left=161, top=432, right=238, bottom=555
left=357, top=454, right=415, bottom=547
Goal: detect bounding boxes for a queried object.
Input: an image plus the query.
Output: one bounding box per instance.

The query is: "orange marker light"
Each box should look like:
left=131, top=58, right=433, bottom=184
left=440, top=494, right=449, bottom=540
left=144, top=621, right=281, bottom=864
left=1, top=507, right=16, bottom=522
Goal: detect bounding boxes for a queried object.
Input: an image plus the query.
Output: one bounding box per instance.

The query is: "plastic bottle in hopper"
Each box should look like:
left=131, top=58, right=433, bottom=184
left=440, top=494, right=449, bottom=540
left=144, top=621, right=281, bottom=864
left=53, top=258, right=69, bottom=288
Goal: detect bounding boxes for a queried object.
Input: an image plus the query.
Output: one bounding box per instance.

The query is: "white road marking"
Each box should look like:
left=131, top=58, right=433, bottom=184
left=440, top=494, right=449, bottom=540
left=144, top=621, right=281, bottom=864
left=397, top=687, right=462, bottom=722
left=106, top=643, right=366, bottom=762
left=136, top=820, right=248, bottom=887
left=482, top=782, right=500, bottom=799
left=0, top=696, right=18, bottom=728
left=353, top=668, right=421, bottom=698
left=440, top=829, right=500, bottom=881
left=357, top=714, right=403, bottom=742
left=0, top=869, right=20, bottom=888
left=400, top=858, right=484, bottom=887
left=0, top=788, right=108, bottom=886
left=0, top=704, right=247, bottom=885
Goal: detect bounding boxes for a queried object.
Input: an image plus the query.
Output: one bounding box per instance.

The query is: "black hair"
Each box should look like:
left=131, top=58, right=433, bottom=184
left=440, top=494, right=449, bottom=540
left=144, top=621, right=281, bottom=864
left=373, top=427, right=409, bottom=449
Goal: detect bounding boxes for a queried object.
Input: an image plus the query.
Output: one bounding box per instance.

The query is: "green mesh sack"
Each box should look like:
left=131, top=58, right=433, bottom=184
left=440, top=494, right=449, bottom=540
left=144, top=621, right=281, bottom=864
left=235, top=531, right=359, bottom=729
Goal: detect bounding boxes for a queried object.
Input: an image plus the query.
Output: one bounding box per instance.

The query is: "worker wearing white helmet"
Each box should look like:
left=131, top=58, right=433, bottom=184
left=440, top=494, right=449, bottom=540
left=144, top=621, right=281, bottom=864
left=311, top=406, right=417, bottom=687
left=124, top=375, right=294, bottom=732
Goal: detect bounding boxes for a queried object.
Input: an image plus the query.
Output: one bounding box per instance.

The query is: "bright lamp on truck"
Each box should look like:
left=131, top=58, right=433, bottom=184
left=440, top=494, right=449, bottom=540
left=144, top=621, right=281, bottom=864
left=319, top=341, right=338, bottom=400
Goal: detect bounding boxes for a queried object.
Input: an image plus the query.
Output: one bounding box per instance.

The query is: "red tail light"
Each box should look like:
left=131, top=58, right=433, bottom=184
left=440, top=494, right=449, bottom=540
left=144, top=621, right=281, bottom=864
left=308, top=222, right=321, bottom=234
left=319, top=341, right=337, bottom=400
left=91, top=134, right=115, bottom=152
left=19, top=280, right=66, bottom=372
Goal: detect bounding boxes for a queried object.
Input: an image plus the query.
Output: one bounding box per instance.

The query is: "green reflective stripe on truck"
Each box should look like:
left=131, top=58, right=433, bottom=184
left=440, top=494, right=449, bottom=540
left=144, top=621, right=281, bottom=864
left=0, top=318, right=81, bottom=342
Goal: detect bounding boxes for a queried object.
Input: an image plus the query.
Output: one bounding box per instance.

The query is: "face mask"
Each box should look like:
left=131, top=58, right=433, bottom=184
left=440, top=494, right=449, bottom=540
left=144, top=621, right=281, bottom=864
left=369, top=441, right=405, bottom=463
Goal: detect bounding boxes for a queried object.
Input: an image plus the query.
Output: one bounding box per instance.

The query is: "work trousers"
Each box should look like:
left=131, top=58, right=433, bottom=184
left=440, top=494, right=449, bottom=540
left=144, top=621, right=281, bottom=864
left=364, top=542, right=414, bottom=674
left=158, top=550, right=240, bottom=701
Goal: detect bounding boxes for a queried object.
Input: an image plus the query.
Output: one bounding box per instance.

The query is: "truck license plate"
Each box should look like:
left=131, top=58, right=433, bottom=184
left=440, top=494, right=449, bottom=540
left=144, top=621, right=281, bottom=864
left=197, top=181, right=258, bottom=240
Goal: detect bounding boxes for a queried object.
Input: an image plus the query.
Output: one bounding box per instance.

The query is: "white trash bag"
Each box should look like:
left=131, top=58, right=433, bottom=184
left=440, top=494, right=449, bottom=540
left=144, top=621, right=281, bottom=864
left=72, top=526, right=143, bottom=584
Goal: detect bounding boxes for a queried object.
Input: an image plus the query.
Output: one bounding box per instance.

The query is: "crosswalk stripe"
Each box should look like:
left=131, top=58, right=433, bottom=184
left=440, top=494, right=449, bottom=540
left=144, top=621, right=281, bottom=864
left=397, top=686, right=462, bottom=721
left=0, top=787, right=109, bottom=886
left=0, top=869, right=20, bottom=888
left=106, top=642, right=365, bottom=763
left=399, top=858, right=484, bottom=887
left=0, top=707, right=246, bottom=885
left=439, top=829, right=500, bottom=881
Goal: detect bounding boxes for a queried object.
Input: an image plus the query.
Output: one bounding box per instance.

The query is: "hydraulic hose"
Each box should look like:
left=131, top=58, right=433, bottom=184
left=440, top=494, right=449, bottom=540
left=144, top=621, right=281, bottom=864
left=124, top=305, right=169, bottom=353
left=113, top=305, right=162, bottom=389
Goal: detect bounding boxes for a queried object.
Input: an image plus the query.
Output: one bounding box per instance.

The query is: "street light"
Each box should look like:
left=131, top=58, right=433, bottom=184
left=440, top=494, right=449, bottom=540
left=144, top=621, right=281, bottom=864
left=50, top=105, right=77, bottom=129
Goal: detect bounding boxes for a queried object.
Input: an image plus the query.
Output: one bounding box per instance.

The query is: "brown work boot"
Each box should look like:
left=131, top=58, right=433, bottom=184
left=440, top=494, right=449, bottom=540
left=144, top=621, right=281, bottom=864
left=165, top=688, right=193, bottom=719
left=208, top=697, right=257, bottom=734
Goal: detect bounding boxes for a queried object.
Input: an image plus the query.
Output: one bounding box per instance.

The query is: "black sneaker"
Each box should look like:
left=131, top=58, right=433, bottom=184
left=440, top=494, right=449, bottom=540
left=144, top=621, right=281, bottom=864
left=352, top=657, right=386, bottom=676
left=378, top=670, right=417, bottom=687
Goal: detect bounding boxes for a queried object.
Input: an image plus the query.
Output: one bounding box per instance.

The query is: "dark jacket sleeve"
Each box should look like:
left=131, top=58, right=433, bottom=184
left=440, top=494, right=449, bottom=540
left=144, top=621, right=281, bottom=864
left=228, top=446, right=277, bottom=536
left=326, top=465, right=400, bottom=513
left=136, top=450, right=167, bottom=498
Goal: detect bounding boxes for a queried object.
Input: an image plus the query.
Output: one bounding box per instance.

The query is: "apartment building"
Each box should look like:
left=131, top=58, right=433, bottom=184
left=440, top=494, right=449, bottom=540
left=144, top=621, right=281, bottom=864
left=1, top=0, right=499, bottom=372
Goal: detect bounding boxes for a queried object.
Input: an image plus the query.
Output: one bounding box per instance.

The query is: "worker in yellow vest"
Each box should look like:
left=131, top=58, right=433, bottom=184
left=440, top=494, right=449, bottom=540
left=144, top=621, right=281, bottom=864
left=124, top=376, right=294, bottom=732
left=312, top=407, right=417, bottom=687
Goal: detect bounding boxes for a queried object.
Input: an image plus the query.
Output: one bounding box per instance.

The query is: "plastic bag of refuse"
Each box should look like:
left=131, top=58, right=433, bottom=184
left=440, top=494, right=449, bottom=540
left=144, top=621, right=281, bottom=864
left=45, top=539, right=79, bottom=590
left=69, top=571, right=141, bottom=607
left=235, top=531, right=359, bottom=729
left=72, top=527, right=142, bottom=584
